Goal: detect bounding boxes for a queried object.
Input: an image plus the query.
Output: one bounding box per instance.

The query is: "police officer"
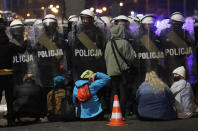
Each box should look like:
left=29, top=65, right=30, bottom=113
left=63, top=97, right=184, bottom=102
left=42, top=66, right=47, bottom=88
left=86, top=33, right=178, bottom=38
left=9, top=19, right=29, bottom=87
left=135, top=14, right=164, bottom=85
left=67, top=15, right=79, bottom=47
left=70, top=9, right=108, bottom=114
left=95, top=16, right=112, bottom=44
left=68, top=15, right=79, bottom=33
left=160, top=12, right=194, bottom=86
left=128, top=15, right=141, bottom=43
left=70, top=9, right=106, bottom=81
left=0, top=18, right=26, bottom=126
left=34, top=14, right=70, bottom=94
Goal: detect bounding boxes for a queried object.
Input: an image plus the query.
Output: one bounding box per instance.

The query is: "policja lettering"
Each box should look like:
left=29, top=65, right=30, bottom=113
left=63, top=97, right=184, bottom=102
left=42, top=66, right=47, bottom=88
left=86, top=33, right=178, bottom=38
left=165, top=47, right=192, bottom=56
left=138, top=51, right=164, bottom=59
left=75, top=49, right=102, bottom=57
left=13, top=54, right=34, bottom=63
left=37, top=49, right=64, bottom=58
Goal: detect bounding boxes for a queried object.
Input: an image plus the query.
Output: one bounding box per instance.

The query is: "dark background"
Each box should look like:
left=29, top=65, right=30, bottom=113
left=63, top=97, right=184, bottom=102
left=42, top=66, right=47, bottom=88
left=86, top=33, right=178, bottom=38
left=0, top=0, right=198, bottom=20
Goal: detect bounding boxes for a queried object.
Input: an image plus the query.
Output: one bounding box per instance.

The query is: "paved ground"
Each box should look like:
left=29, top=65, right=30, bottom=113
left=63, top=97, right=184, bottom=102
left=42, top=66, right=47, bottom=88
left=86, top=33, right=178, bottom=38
left=0, top=116, right=198, bottom=131
left=1, top=94, right=198, bottom=131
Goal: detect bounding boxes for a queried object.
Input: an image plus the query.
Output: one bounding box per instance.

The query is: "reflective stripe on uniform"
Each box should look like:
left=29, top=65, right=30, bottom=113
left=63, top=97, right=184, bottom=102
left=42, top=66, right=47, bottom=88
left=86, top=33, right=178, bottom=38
left=38, top=33, right=61, bottom=59
left=77, top=32, right=101, bottom=59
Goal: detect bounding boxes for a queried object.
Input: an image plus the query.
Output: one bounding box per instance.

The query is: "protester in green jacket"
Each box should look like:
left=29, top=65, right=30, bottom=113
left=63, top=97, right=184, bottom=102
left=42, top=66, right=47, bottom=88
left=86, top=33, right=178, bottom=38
left=105, top=24, right=136, bottom=118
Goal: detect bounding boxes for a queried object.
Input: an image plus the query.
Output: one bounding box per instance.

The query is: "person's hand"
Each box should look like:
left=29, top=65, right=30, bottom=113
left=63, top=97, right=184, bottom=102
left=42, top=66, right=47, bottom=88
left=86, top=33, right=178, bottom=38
left=89, top=73, right=96, bottom=82
left=24, top=31, right=28, bottom=41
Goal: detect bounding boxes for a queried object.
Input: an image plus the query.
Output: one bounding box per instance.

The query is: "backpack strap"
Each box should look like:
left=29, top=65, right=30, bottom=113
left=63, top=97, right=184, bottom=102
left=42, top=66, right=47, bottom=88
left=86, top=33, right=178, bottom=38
left=51, top=89, right=56, bottom=115
left=111, top=39, right=122, bottom=72
left=112, top=39, right=131, bottom=67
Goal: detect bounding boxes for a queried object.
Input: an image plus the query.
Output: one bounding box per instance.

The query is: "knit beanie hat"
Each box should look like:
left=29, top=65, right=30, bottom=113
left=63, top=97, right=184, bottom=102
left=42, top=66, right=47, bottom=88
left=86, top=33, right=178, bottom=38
left=80, top=70, right=94, bottom=79
left=53, top=76, right=65, bottom=87
left=172, top=66, right=186, bottom=78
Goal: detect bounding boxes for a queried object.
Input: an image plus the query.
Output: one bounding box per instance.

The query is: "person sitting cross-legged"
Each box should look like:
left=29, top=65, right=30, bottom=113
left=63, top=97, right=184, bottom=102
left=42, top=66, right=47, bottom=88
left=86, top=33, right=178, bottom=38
left=171, top=66, right=198, bottom=119
left=72, top=70, right=110, bottom=120
left=136, top=71, right=177, bottom=120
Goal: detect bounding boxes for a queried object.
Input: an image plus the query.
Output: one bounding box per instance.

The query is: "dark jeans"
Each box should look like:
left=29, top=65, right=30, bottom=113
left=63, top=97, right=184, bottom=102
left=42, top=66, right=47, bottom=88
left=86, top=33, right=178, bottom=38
left=110, top=75, right=128, bottom=117
left=0, top=75, right=15, bottom=122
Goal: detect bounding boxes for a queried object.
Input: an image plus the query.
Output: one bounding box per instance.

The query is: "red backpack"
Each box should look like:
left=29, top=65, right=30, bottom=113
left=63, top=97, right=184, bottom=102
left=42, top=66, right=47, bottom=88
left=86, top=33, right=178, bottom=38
left=77, top=84, right=92, bottom=102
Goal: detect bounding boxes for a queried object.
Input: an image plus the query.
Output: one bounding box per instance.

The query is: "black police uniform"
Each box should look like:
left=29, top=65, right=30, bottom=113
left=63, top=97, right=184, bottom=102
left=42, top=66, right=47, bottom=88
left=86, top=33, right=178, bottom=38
left=160, top=26, right=194, bottom=86
left=0, top=31, right=26, bottom=125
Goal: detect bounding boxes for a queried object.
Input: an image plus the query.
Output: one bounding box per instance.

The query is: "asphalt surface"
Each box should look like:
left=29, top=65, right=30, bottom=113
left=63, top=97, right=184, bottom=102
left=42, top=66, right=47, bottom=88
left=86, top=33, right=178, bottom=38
left=1, top=117, right=198, bottom=131
left=1, top=93, right=198, bottom=131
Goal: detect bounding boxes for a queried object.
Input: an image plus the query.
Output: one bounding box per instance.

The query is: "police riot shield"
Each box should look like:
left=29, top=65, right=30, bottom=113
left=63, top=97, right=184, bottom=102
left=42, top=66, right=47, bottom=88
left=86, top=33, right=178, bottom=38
left=9, top=22, right=70, bottom=91
left=70, top=23, right=106, bottom=81
left=131, top=23, right=165, bottom=87
left=32, top=29, right=70, bottom=90
left=130, top=16, right=195, bottom=87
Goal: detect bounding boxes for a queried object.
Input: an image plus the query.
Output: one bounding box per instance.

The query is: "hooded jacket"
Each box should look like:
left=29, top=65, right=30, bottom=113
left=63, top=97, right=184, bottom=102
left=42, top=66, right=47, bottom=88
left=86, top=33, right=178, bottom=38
left=105, top=25, right=136, bottom=76
left=72, top=72, right=110, bottom=118
left=171, top=79, right=198, bottom=114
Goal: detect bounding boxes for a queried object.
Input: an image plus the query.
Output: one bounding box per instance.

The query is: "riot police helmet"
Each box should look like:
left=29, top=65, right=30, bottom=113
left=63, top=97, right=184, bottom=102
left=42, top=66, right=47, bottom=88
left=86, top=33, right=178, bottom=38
left=140, top=14, right=156, bottom=31
left=10, top=19, right=25, bottom=38
left=114, top=15, right=129, bottom=25
left=141, top=14, right=156, bottom=24
left=43, top=14, right=57, bottom=27
left=68, top=15, right=79, bottom=22
left=170, top=12, right=185, bottom=23
left=42, top=14, right=58, bottom=34
left=80, top=9, right=95, bottom=23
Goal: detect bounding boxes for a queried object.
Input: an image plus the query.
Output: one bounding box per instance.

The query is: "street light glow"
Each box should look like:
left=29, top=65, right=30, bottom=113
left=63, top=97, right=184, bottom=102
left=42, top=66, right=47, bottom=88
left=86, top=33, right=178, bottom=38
left=49, top=4, right=53, bottom=9
left=27, top=13, right=30, bottom=17
left=102, top=7, right=107, bottom=11
left=51, top=7, right=58, bottom=13
left=41, top=6, right=45, bottom=10
left=131, top=11, right=135, bottom=16
left=90, top=7, right=94, bottom=11
left=56, top=5, right=60, bottom=9
left=98, top=9, right=103, bottom=14
left=120, top=2, right=124, bottom=7
left=96, top=9, right=100, bottom=13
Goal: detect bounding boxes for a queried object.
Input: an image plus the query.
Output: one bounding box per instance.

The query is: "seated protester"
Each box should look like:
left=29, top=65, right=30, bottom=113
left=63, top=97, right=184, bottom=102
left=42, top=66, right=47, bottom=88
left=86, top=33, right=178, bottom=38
left=13, top=74, right=46, bottom=123
left=136, top=71, right=177, bottom=120
left=72, top=70, right=110, bottom=120
left=171, top=66, right=198, bottom=119
left=47, top=75, right=68, bottom=121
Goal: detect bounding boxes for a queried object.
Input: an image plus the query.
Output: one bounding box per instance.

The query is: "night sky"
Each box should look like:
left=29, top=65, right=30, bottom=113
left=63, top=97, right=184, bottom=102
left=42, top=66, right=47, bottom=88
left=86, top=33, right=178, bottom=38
left=85, top=0, right=198, bottom=17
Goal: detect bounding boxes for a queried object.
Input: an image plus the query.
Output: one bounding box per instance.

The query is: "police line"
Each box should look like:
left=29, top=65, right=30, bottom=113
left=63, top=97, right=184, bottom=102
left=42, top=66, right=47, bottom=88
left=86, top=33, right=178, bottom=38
left=13, top=47, right=192, bottom=63
left=138, top=47, right=192, bottom=59
left=13, top=49, right=64, bottom=63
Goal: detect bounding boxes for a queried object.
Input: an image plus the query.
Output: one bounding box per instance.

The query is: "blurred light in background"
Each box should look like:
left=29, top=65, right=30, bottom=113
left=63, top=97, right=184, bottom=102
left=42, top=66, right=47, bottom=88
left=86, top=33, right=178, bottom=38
left=102, top=7, right=107, bottom=12
left=119, top=2, right=124, bottom=7
left=27, top=13, right=31, bottom=17
left=90, top=7, right=94, bottom=11
left=51, top=7, right=58, bottom=13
